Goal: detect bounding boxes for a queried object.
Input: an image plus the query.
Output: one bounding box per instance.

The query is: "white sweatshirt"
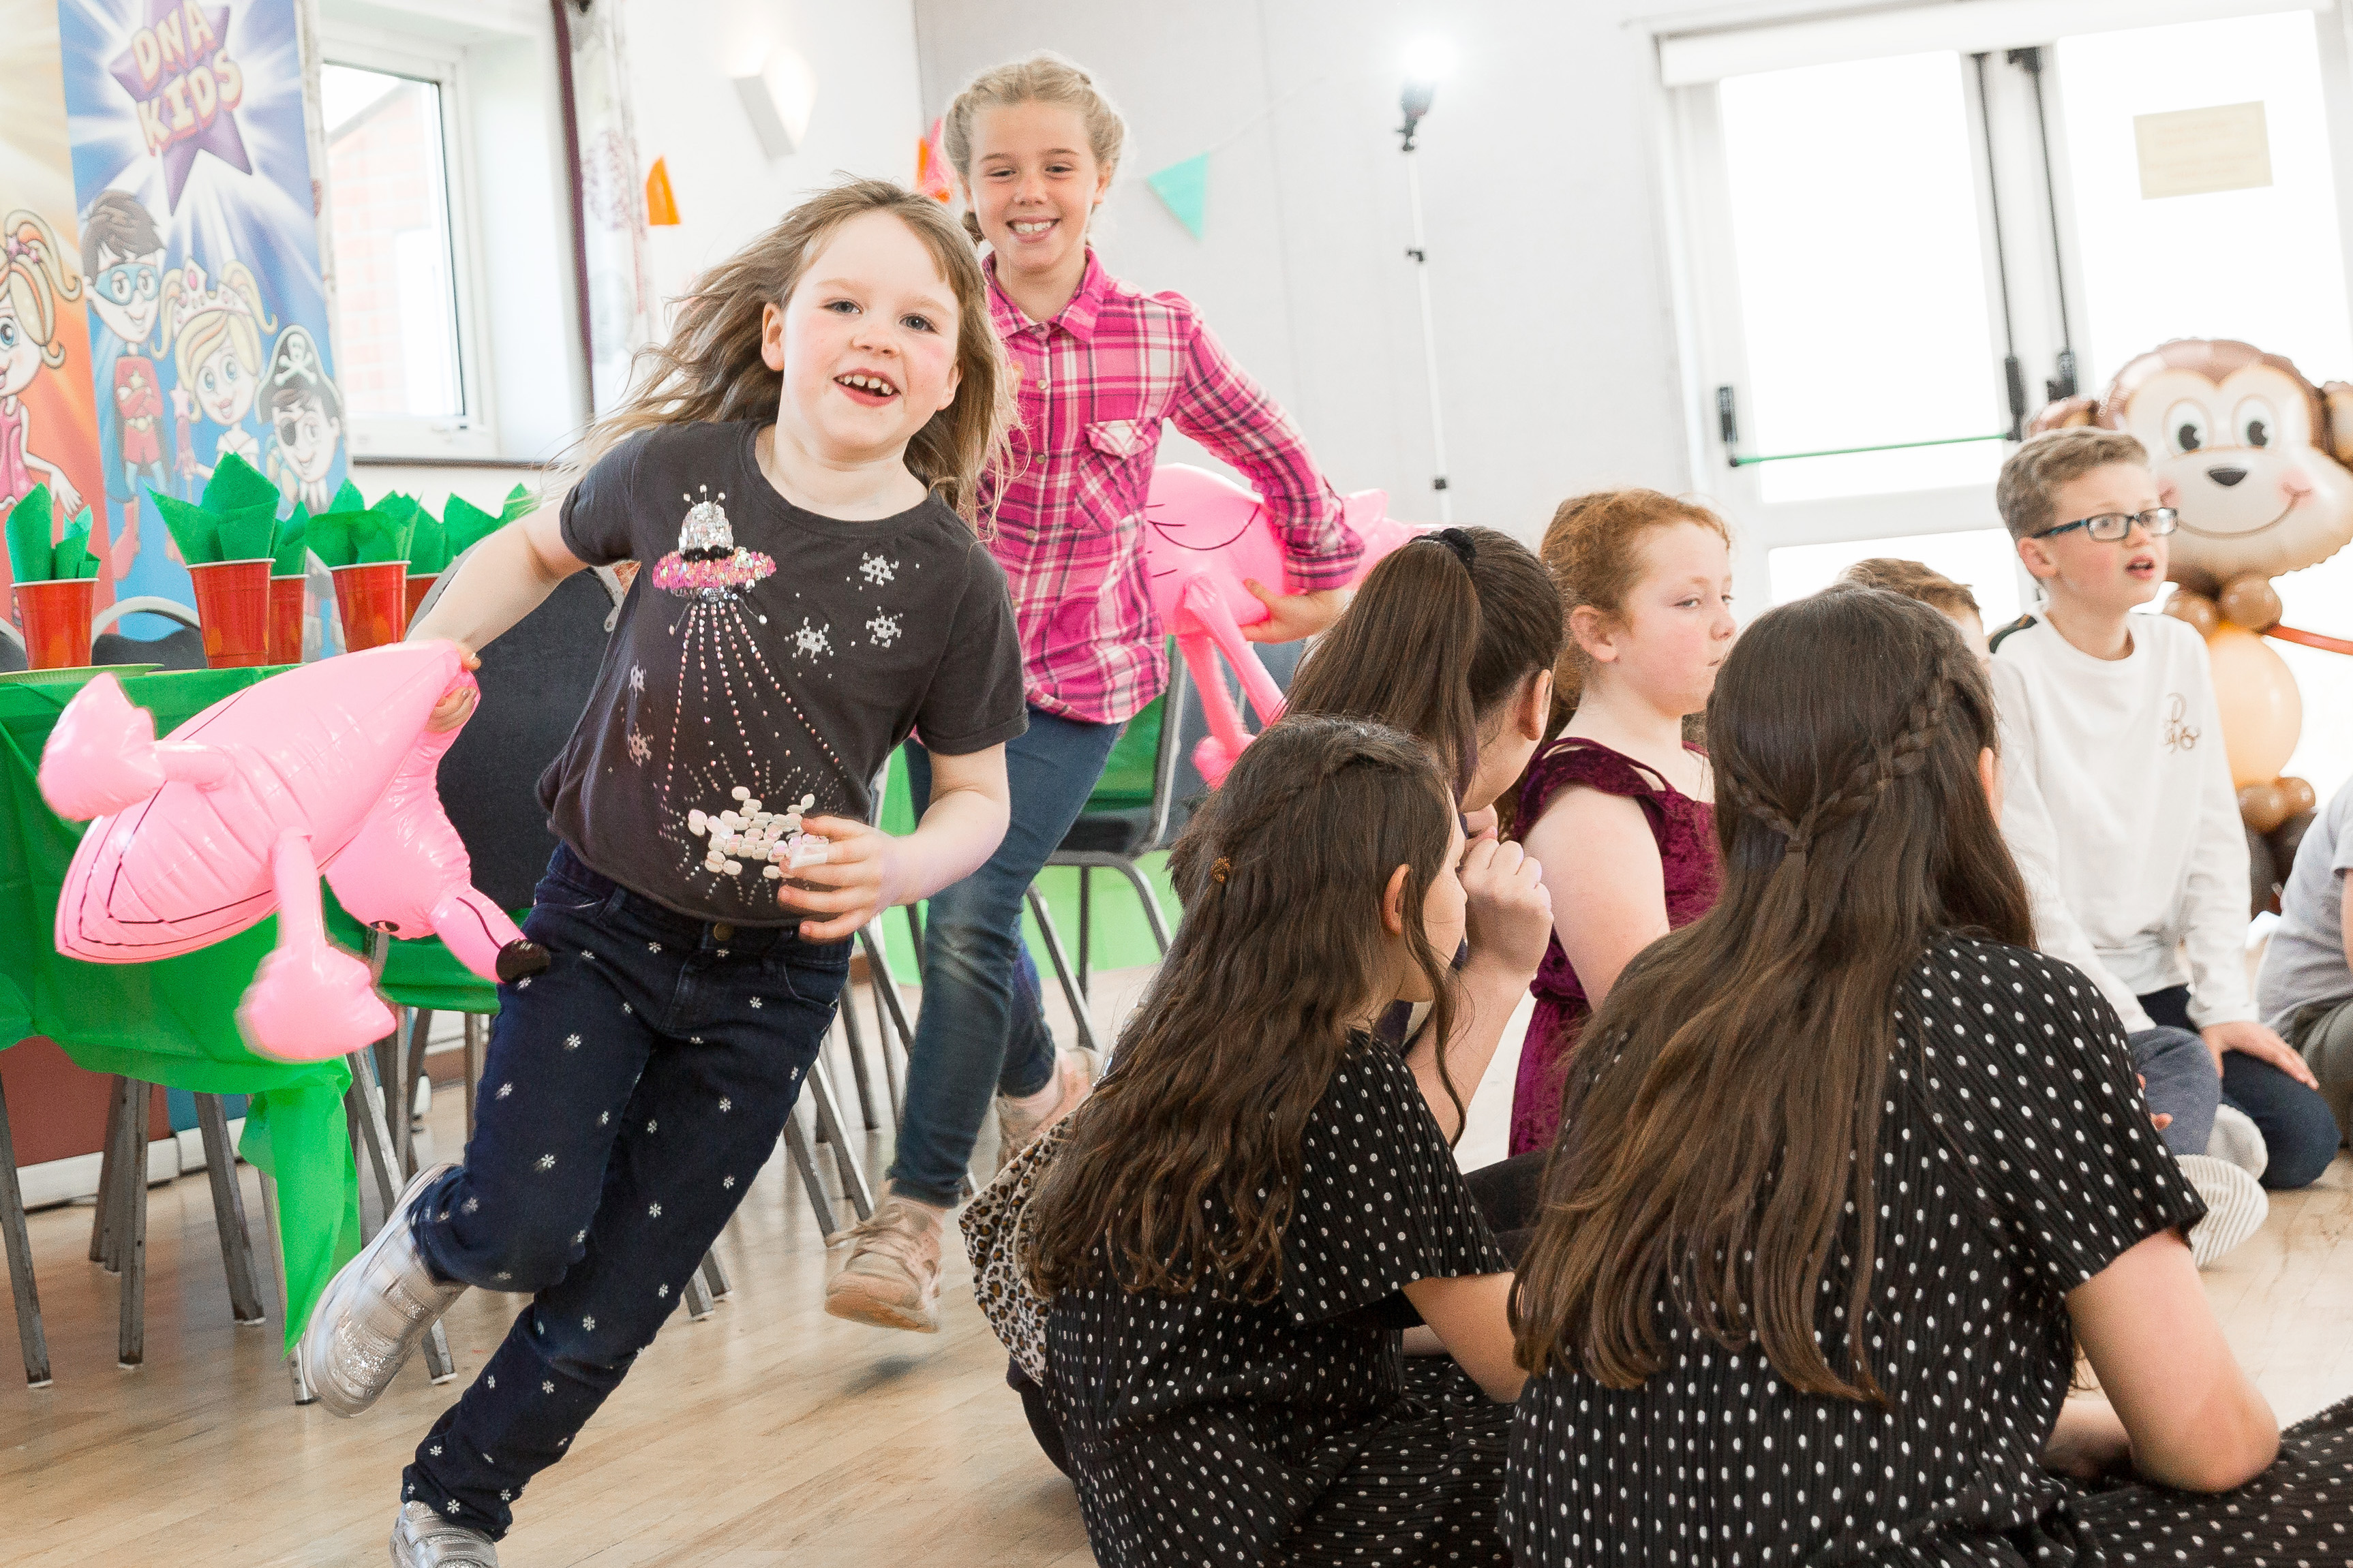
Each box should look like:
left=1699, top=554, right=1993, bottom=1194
left=1990, top=612, right=2254, bottom=1034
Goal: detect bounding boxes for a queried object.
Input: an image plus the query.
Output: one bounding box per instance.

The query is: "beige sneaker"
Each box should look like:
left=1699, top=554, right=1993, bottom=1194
left=994, top=1048, right=1097, bottom=1171
left=824, top=1195, right=946, bottom=1332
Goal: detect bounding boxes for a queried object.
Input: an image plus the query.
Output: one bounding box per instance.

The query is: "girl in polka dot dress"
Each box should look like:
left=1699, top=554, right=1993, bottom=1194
left=294, top=181, right=1031, bottom=1568
left=1023, top=716, right=1532, bottom=1567
left=1503, top=585, right=2353, bottom=1567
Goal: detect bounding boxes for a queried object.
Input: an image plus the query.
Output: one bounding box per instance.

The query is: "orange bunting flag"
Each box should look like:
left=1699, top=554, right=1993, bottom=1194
left=645, top=156, right=680, bottom=226
left=915, top=117, right=955, bottom=202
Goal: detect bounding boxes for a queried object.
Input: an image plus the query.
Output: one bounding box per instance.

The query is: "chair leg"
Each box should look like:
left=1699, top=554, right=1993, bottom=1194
left=857, top=927, right=911, bottom=1118
left=1078, top=866, right=1091, bottom=1002
left=464, top=1014, right=486, bottom=1141
left=902, top=902, right=924, bottom=977
left=1111, top=857, right=1174, bottom=955
left=780, top=1113, right=839, bottom=1237
left=838, top=988, right=881, bottom=1132
left=397, top=1009, right=434, bottom=1178
left=346, top=1046, right=456, bottom=1384
left=115, top=1079, right=149, bottom=1368
left=700, top=1246, right=732, bottom=1300
left=1024, top=887, right=1101, bottom=1058
left=90, top=1074, right=124, bottom=1267
left=194, top=1095, right=264, bottom=1325
left=258, top=1171, right=313, bottom=1404
left=805, top=1057, right=874, bottom=1222
left=0, top=1072, right=53, bottom=1387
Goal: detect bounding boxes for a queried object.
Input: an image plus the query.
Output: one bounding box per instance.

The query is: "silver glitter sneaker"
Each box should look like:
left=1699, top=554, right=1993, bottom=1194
left=389, top=1500, right=498, bottom=1567
left=301, top=1160, right=467, bottom=1417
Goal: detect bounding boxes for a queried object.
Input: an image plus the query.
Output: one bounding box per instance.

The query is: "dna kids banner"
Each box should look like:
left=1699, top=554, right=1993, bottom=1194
left=0, top=0, right=108, bottom=612
left=57, top=0, right=346, bottom=630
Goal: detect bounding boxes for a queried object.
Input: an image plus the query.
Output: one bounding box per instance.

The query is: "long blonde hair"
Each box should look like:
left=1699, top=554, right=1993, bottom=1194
left=162, top=258, right=275, bottom=390
left=0, top=211, right=82, bottom=369
left=942, top=52, right=1128, bottom=244
left=579, top=179, right=1014, bottom=530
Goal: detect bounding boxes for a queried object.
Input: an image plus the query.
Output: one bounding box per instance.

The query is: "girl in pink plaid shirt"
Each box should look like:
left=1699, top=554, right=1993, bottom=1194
left=825, top=52, right=1366, bottom=1333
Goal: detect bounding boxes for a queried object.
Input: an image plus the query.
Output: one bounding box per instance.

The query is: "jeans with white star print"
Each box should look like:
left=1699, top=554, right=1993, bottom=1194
left=401, top=843, right=848, bottom=1537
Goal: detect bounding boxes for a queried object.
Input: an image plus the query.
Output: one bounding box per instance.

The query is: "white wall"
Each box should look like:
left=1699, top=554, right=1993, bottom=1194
left=626, top=0, right=926, bottom=333
left=913, top=0, right=1763, bottom=544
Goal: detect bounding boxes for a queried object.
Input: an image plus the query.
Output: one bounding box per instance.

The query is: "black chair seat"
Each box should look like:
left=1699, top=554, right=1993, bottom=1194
left=93, top=626, right=207, bottom=671
left=1057, top=805, right=1155, bottom=858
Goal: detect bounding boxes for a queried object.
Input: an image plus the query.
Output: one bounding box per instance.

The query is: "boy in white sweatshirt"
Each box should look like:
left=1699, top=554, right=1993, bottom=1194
left=1991, top=428, right=2338, bottom=1212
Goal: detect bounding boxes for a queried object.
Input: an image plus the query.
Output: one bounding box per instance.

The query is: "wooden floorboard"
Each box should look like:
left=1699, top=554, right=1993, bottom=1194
left=3, top=967, right=2348, bottom=1565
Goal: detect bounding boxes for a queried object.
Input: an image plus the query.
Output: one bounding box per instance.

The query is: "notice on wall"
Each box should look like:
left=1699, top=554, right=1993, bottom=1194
left=2135, top=101, right=2273, bottom=201
left=55, top=0, right=347, bottom=627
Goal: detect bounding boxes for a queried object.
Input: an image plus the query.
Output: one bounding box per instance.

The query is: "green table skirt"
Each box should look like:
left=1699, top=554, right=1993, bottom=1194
left=0, top=666, right=360, bottom=1350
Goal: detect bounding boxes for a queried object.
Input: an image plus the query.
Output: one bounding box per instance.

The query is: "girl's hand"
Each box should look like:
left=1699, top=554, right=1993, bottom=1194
left=1459, top=834, right=1552, bottom=983
left=425, top=643, right=482, bottom=732
left=1240, top=581, right=1348, bottom=643
left=785, top=816, right=909, bottom=942
left=2201, top=1019, right=2319, bottom=1088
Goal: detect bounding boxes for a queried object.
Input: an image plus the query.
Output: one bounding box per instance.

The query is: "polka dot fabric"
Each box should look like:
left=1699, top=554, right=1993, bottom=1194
left=1045, top=1039, right=1515, bottom=1566
left=1500, top=938, right=2213, bottom=1566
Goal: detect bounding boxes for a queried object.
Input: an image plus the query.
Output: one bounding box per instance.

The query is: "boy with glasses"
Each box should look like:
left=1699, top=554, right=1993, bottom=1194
left=1990, top=429, right=2339, bottom=1250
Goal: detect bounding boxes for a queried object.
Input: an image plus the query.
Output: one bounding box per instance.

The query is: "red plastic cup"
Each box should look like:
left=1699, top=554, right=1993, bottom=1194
left=404, top=572, right=439, bottom=627
left=267, top=575, right=307, bottom=664
left=187, top=558, right=272, bottom=668
left=14, top=578, right=95, bottom=671
left=331, top=561, right=410, bottom=651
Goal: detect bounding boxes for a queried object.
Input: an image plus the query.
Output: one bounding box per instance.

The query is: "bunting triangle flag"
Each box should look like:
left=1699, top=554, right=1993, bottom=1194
left=1147, top=153, right=1210, bottom=239
left=915, top=117, right=956, bottom=202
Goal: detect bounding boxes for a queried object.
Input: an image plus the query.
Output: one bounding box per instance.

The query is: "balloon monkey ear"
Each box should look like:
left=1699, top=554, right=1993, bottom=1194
left=2025, top=394, right=2104, bottom=437
left=2319, top=380, right=2353, bottom=465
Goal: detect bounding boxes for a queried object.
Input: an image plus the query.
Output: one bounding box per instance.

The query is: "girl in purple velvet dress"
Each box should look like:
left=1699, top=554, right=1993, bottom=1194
left=1510, top=491, right=1734, bottom=1156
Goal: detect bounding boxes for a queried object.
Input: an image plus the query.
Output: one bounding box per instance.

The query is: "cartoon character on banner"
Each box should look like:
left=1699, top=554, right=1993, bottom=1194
left=162, top=257, right=275, bottom=497
left=263, top=324, right=342, bottom=514
left=1142, top=463, right=1431, bottom=786
left=0, top=212, right=88, bottom=522
left=39, top=643, right=550, bottom=1064
left=80, top=190, right=172, bottom=592
left=2033, top=337, right=2353, bottom=905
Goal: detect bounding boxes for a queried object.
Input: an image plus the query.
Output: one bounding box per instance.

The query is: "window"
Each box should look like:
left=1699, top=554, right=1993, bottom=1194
left=321, top=39, right=494, bottom=459
left=1767, top=527, right=2025, bottom=627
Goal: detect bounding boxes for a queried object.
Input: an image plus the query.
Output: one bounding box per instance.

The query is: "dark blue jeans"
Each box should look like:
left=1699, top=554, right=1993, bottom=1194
left=401, top=844, right=848, bottom=1538
left=889, top=706, right=1123, bottom=1208
left=2141, top=985, right=2341, bottom=1190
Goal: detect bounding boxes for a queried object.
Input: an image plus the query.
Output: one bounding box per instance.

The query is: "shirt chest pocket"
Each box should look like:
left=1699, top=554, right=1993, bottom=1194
left=1071, top=418, right=1157, bottom=534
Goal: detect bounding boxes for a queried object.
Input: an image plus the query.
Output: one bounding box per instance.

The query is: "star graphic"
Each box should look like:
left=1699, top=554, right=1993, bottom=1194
left=108, top=1, right=251, bottom=211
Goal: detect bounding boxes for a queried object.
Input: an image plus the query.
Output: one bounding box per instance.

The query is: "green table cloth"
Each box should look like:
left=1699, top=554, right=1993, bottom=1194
left=0, top=666, right=361, bottom=1350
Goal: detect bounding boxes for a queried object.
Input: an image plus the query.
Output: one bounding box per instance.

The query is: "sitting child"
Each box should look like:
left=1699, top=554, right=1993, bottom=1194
left=1838, top=555, right=1989, bottom=660
left=1024, top=717, right=1524, bottom=1567
left=1502, top=585, right=2350, bottom=1568
left=1988, top=428, right=2335, bottom=1203
left=1284, top=524, right=1561, bottom=1135
left=1509, top=489, right=1731, bottom=1155
left=2256, top=771, right=2353, bottom=1141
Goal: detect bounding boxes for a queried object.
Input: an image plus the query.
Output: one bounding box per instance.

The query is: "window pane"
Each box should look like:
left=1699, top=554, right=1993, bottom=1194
left=2056, top=11, right=2353, bottom=390
left=1768, top=527, right=2022, bottom=626
left=324, top=64, right=463, bottom=420
left=1720, top=52, right=2006, bottom=504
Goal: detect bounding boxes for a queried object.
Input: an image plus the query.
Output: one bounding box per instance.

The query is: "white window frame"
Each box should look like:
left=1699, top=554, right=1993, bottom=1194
left=1656, top=0, right=2353, bottom=606
left=318, top=25, right=500, bottom=461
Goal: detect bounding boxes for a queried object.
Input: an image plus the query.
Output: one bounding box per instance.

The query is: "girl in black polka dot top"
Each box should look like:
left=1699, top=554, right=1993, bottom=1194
left=1502, top=587, right=2352, bottom=1567
left=1021, top=716, right=1527, bottom=1567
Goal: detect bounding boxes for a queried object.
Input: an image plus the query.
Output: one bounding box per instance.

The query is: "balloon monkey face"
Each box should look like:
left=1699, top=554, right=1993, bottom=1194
left=2104, top=341, right=2353, bottom=585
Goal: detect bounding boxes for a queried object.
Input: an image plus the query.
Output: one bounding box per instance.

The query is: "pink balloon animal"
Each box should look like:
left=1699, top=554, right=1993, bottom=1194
left=40, top=643, right=548, bottom=1064
left=1142, top=464, right=1430, bottom=786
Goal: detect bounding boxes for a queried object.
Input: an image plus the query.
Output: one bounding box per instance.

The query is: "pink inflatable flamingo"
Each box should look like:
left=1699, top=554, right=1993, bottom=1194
left=1142, top=464, right=1430, bottom=786
left=40, top=643, right=548, bottom=1063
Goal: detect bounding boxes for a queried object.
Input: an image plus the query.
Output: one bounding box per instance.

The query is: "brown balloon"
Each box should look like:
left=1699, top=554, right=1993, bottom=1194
left=2239, top=780, right=2291, bottom=833
left=2218, top=574, right=2284, bottom=632
left=2281, top=775, right=2318, bottom=816
left=2164, top=588, right=2220, bottom=638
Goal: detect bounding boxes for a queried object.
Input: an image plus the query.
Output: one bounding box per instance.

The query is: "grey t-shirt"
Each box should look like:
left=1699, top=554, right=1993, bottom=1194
left=2258, top=775, right=2353, bottom=1033
left=538, top=420, right=1027, bottom=925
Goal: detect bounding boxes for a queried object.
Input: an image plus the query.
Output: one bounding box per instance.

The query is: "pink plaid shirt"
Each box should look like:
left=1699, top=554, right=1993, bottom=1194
left=984, top=251, right=1360, bottom=724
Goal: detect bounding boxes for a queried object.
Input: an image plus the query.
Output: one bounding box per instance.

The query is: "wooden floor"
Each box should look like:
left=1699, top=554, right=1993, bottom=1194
left=4, top=968, right=2351, bottom=1567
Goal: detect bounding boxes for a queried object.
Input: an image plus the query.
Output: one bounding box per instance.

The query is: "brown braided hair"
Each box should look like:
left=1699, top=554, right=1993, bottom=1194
left=1025, top=717, right=1461, bottom=1301
left=1511, top=587, right=2031, bottom=1401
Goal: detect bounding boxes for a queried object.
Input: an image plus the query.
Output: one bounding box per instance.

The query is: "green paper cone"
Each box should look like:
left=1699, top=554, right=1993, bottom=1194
left=351, top=507, right=416, bottom=565
left=149, top=490, right=222, bottom=566
left=443, top=495, right=502, bottom=558
left=500, top=482, right=536, bottom=523
left=307, top=510, right=359, bottom=568
left=6, top=485, right=55, bottom=583
left=331, top=478, right=365, bottom=514
left=217, top=500, right=279, bottom=562
left=51, top=519, right=93, bottom=581
left=273, top=508, right=309, bottom=577
left=202, top=452, right=281, bottom=518
left=407, top=510, right=449, bottom=575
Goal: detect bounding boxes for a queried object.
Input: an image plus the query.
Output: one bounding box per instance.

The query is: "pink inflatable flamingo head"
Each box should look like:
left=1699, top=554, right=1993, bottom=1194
left=1140, top=465, right=1432, bottom=787
left=40, top=643, right=549, bottom=1064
